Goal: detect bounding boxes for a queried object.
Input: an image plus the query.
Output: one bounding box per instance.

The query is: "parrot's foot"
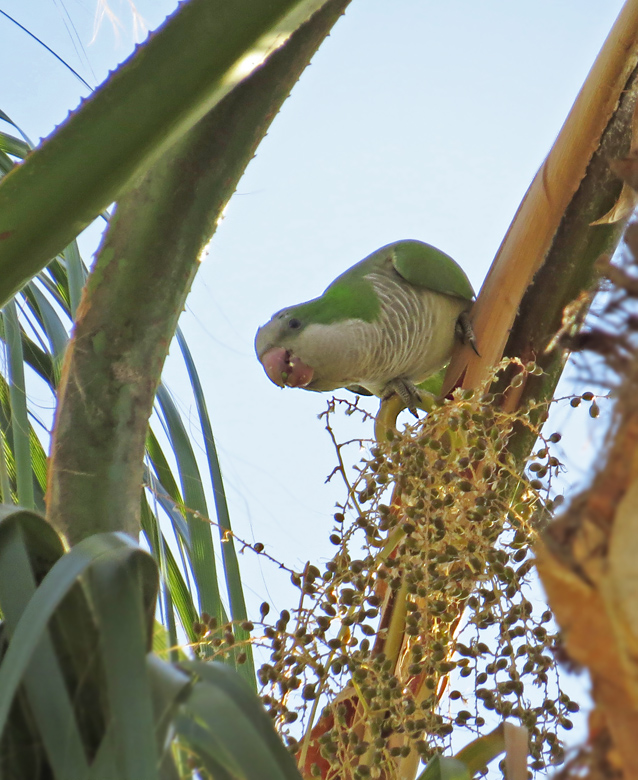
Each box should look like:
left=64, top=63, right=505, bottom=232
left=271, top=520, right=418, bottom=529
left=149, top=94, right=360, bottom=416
left=382, top=378, right=421, bottom=417
left=456, top=311, right=480, bottom=356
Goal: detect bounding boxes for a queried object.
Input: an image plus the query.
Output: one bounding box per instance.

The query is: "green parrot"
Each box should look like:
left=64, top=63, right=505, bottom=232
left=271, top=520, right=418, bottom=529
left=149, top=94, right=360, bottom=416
left=255, top=239, right=477, bottom=413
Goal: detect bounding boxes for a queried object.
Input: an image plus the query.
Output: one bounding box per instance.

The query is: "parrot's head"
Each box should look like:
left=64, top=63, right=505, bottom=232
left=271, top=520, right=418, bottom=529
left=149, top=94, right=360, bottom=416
left=255, top=272, right=375, bottom=392
left=255, top=306, right=316, bottom=389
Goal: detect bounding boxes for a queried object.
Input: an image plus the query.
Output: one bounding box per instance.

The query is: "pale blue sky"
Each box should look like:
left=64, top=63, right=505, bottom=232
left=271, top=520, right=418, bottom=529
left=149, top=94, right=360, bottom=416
left=0, top=1, right=623, bottom=749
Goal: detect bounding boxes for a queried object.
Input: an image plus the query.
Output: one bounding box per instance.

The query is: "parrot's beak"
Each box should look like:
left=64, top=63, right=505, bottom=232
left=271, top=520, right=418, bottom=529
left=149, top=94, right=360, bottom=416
left=259, top=346, right=314, bottom=388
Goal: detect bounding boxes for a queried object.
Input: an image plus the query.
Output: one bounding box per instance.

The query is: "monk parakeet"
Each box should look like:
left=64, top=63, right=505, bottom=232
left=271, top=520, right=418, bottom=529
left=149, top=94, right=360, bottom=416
left=255, top=239, right=477, bottom=412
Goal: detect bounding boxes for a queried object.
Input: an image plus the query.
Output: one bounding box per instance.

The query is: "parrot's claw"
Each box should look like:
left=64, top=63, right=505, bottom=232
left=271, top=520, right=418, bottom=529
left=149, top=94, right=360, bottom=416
left=383, top=378, right=421, bottom=417
left=456, top=311, right=480, bottom=356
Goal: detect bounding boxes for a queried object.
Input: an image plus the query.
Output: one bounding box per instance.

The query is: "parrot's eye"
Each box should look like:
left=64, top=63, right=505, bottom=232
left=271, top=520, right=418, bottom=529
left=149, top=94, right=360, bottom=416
left=288, top=318, right=301, bottom=330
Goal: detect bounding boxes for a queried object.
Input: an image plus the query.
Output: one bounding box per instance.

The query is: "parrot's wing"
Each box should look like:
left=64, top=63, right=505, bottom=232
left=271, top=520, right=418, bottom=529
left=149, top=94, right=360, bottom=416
left=346, top=384, right=374, bottom=397
left=416, top=368, right=446, bottom=396
left=391, top=240, right=475, bottom=301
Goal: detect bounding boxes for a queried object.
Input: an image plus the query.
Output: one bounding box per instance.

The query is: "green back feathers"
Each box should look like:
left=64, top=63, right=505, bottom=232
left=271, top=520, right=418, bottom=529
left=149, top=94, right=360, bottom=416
left=284, top=239, right=473, bottom=326
left=385, top=240, right=475, bottom=300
